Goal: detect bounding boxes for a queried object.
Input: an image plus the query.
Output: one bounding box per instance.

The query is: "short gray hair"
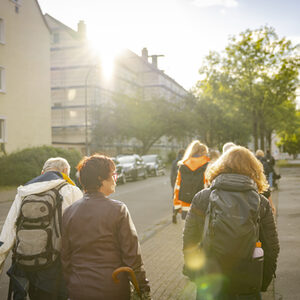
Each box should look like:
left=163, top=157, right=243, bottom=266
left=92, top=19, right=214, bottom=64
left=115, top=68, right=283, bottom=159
left=42, top=157, right=70, bottom=176
left=222, top=142, right=236, bottom=153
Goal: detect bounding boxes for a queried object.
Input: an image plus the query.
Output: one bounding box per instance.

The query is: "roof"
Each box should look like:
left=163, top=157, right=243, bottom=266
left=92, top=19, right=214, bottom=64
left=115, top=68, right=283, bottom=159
left=122, top=49, right=188, bottom=94
left=44, top=13, right=80, bottom=39
left=34, top=0, right=51, bottom=33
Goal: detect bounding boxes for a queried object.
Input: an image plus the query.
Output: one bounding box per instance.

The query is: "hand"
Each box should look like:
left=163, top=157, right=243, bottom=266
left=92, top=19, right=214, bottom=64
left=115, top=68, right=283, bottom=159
left=131, top=289, right=152, bottom=300
left=140, top=291, right=152, bottom=300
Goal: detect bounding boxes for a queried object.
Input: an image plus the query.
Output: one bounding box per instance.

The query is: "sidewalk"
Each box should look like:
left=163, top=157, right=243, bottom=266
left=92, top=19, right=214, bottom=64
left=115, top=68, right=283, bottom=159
left=140, top=188, right=281, bottom=300
left=140, top=217, right=275, bottom=300
left=274, top=167, right=300, bottom=300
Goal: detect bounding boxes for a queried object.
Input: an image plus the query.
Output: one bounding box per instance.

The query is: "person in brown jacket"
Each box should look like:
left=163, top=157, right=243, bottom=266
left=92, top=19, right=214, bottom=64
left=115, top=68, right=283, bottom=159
left=61, top=154, right=151, bottom=300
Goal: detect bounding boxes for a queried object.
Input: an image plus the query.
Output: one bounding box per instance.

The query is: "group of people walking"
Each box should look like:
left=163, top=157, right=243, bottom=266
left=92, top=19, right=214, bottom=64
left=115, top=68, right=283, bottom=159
left=170, top=141, right=279, bottom=300
left=0, top=140, right=279, bottom=300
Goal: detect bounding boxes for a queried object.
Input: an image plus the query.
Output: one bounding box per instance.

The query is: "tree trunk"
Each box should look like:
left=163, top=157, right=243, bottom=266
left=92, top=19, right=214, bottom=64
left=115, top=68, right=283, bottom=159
left=252, top=110, right=258, bottom=151
left=266, top=130, right=272, bottom=151
left=259, top=119, right=265, bottom=151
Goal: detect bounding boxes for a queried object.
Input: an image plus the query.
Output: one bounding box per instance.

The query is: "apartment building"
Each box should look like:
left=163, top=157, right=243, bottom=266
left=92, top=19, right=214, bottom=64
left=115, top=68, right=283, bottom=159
left=45, top=15, right=188, bottom=155
left=0, top=0, right=51, bottom=154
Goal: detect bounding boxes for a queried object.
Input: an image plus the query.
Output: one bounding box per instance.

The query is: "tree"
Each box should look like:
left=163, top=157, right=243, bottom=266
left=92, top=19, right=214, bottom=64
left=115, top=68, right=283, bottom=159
left=92, top=94, right=188, bottom=155
left=195, top=26, right=299, bottom=151
left=277, top=111, right=300, bottom=157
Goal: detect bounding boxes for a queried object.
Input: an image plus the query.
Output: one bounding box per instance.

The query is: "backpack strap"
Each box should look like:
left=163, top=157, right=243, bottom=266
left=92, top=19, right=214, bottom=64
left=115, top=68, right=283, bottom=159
left=201, top=187, right=215, bottom=244
left=52, top=182, right=68, bottom=238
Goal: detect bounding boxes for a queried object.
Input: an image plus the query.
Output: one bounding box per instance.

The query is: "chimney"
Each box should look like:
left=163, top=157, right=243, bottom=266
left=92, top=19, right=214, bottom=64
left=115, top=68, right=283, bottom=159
left=142, top=48, right=148, bottom=62
left=151, top=55, right=158, bottom=68
left=77, top=20, right=86, bottom=39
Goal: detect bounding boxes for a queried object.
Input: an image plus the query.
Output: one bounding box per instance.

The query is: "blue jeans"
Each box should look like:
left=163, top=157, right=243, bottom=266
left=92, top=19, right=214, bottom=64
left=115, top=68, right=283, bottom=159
left=268, top=172, right=273, bottom=188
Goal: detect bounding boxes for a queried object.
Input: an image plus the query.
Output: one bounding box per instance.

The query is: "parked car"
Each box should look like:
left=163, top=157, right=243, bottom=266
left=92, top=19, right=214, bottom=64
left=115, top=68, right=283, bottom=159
left=116, top=154, right=148, bottom=181
left=112, top=157, right=126, bottom=184
left=142, top=154, right=166, bottom=176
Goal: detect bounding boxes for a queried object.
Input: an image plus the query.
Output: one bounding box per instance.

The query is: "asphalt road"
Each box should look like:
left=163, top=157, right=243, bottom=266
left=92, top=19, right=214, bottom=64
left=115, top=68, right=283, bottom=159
left=0, top=172, right=173, bottom=299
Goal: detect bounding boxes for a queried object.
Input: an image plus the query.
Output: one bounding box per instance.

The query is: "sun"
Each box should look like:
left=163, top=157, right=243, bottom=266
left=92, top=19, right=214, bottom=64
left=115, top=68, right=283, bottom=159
left=87, top=29, right=125, bottom=80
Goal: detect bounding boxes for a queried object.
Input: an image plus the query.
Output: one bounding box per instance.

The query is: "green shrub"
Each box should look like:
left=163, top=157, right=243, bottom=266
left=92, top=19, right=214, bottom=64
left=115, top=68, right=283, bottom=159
left=0, top=146, right=82, bottom=186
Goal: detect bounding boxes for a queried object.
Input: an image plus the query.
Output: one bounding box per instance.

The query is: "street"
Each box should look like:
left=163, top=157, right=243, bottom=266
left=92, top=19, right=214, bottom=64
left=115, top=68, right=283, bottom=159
left=0, top=173, right=173, bottom=299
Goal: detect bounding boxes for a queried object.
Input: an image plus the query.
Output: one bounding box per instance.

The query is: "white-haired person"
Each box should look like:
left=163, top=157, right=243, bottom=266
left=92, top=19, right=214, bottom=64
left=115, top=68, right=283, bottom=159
left=173, top=140, right=210, bottom=220
left=222, top=142, right=236, bottom=153
left=0, top=157, right=83, bottom=300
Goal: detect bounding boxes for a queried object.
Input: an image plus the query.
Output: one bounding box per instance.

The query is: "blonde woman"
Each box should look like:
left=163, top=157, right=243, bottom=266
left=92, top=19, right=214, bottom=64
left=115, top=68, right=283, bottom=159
left=183, top=146, right=279, bottom=300
left=173, top=140, right=210, bottom=220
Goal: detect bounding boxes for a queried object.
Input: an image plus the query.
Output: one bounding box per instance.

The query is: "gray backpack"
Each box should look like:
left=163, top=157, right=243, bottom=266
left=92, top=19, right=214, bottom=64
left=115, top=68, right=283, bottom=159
left=202, top=187, right=263, bottom=293
left=14, top=182, right=67, bottom=270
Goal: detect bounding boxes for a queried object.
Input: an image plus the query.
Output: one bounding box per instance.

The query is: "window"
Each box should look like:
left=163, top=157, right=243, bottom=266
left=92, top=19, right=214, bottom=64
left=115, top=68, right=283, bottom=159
left=0, top=67, right=5, bottom=92
left=0, top=18, right=5, bottom=44
left=0, top=118, right=6, bottom=143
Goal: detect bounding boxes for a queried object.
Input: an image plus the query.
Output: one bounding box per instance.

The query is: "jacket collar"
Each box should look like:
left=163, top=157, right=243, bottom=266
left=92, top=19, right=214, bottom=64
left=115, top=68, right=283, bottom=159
left=183, top=156, right=210, bottom=171
left=211, top=173, right=258, bottom=192
left=84, top=191, right=106, bottom=200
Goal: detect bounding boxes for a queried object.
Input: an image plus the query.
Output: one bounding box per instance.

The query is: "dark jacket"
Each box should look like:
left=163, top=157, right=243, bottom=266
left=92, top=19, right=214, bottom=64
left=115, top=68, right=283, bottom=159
left=183, top=173, right=279, bottom=293
left=256, top=156, right=272, bottom=177
left=61, top=191, right=150, bottom=300
left=170, top=158, right=179, bottom=189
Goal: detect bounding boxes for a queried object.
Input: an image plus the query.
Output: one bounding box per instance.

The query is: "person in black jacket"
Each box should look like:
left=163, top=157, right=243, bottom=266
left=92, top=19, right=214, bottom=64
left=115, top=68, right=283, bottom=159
left=183, top=146, right=279, bottom=300
left=170, top=149, right=185, bottom=189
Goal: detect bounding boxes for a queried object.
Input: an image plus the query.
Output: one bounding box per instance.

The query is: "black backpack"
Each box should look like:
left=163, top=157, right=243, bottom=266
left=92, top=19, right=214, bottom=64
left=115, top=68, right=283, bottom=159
left=201, top=187, right=263, bottom=293
left=178, top=164, right=207, bottom=204
left=14, top=182, right=67, bottom=270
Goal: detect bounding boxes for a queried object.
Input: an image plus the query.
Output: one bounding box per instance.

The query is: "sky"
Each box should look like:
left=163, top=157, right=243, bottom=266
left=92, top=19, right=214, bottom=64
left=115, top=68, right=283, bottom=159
left=38, top=0, right=300, bottom=91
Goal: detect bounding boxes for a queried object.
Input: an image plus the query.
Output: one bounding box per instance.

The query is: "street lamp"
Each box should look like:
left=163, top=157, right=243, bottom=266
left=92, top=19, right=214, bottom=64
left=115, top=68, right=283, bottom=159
left=84, top=65, right=97, bottom=155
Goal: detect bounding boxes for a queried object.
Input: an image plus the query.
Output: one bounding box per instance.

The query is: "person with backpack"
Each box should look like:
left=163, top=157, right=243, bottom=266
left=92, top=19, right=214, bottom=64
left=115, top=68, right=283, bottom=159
left=183, top=146, right=279, bottom=300
left=0, top=157, right=83, bottom=300
left=61, top=154, right=151, bottom=300
left=173, top=141, right=210, bottom=220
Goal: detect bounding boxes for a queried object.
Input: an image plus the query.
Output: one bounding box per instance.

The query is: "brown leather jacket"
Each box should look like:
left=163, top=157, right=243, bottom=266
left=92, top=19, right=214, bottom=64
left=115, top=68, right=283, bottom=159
left=61, top=191, right=150, bottom=300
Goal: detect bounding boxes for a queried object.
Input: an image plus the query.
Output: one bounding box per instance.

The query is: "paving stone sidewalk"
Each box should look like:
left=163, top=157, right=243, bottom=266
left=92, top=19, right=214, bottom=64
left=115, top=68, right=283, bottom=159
left=140, top=210, right=277, bottom=300
left=141, top=220, right=196, bottom=300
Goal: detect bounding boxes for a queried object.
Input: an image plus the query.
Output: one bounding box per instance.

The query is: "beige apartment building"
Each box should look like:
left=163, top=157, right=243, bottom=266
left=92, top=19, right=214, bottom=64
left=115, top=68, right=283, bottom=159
left=0, top=0, right=51, bottom=154
left=45, top=14, right=188, bottom=155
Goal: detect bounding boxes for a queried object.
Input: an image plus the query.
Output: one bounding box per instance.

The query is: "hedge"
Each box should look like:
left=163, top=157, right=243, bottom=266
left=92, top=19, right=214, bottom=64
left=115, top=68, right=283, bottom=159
left=0, top=146, right=82, bottom=186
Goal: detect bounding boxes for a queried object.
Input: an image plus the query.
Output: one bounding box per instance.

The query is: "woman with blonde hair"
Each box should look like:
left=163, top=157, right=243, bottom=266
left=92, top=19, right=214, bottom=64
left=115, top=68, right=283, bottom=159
left=173, top=140, right=210, bottom=220
left=183, top=146, right=279, bottom=300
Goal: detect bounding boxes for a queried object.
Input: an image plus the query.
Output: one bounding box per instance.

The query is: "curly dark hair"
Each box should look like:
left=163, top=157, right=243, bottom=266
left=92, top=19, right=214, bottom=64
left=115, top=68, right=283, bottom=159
left=77, top=154, right=115, bottom=193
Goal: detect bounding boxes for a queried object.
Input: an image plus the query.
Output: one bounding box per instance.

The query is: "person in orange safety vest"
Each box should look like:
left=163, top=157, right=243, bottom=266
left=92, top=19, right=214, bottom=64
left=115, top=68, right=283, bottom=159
left=173, top=140, right=210, bottom=221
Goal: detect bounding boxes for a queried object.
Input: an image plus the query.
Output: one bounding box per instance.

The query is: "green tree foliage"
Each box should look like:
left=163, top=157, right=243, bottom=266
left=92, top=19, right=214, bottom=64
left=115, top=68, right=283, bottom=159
left=92, top=94, right=187, bottom=155
left=0, top=146, right=82, bottom=186
left=195, top=26, right=299, bottom=151
left=277, top=111, right=300, bottom=157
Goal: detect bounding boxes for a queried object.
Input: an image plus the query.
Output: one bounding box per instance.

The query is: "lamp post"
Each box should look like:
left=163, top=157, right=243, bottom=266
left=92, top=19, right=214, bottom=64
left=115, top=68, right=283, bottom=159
left=84, top=65, right=97, bottom=156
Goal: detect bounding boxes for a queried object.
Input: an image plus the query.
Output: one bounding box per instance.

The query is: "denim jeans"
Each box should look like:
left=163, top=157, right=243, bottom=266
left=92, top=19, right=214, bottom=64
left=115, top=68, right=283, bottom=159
left=268, top=172, right=273, bottom=188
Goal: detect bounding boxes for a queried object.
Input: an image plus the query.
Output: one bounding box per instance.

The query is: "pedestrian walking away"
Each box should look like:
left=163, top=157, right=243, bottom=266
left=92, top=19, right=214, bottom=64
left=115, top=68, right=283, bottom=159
left=0, top=157, right=83, bottom=300
left=222, top=142, right=236, bottom=154
left=173, top=140, right=210, bottom=220
left=183, top=146, right=279, bottom=300
left=255, top=150, right=276, bottom=214
left=170, top=149, right=185, bottom=223
left=61, top=154, right=151, bottom=300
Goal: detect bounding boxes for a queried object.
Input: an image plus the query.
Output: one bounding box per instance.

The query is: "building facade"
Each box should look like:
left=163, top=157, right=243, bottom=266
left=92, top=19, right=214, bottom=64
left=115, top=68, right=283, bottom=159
left=45, top=15, right=188, bottom=155
left=0, top=0, right=51, bottom=154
